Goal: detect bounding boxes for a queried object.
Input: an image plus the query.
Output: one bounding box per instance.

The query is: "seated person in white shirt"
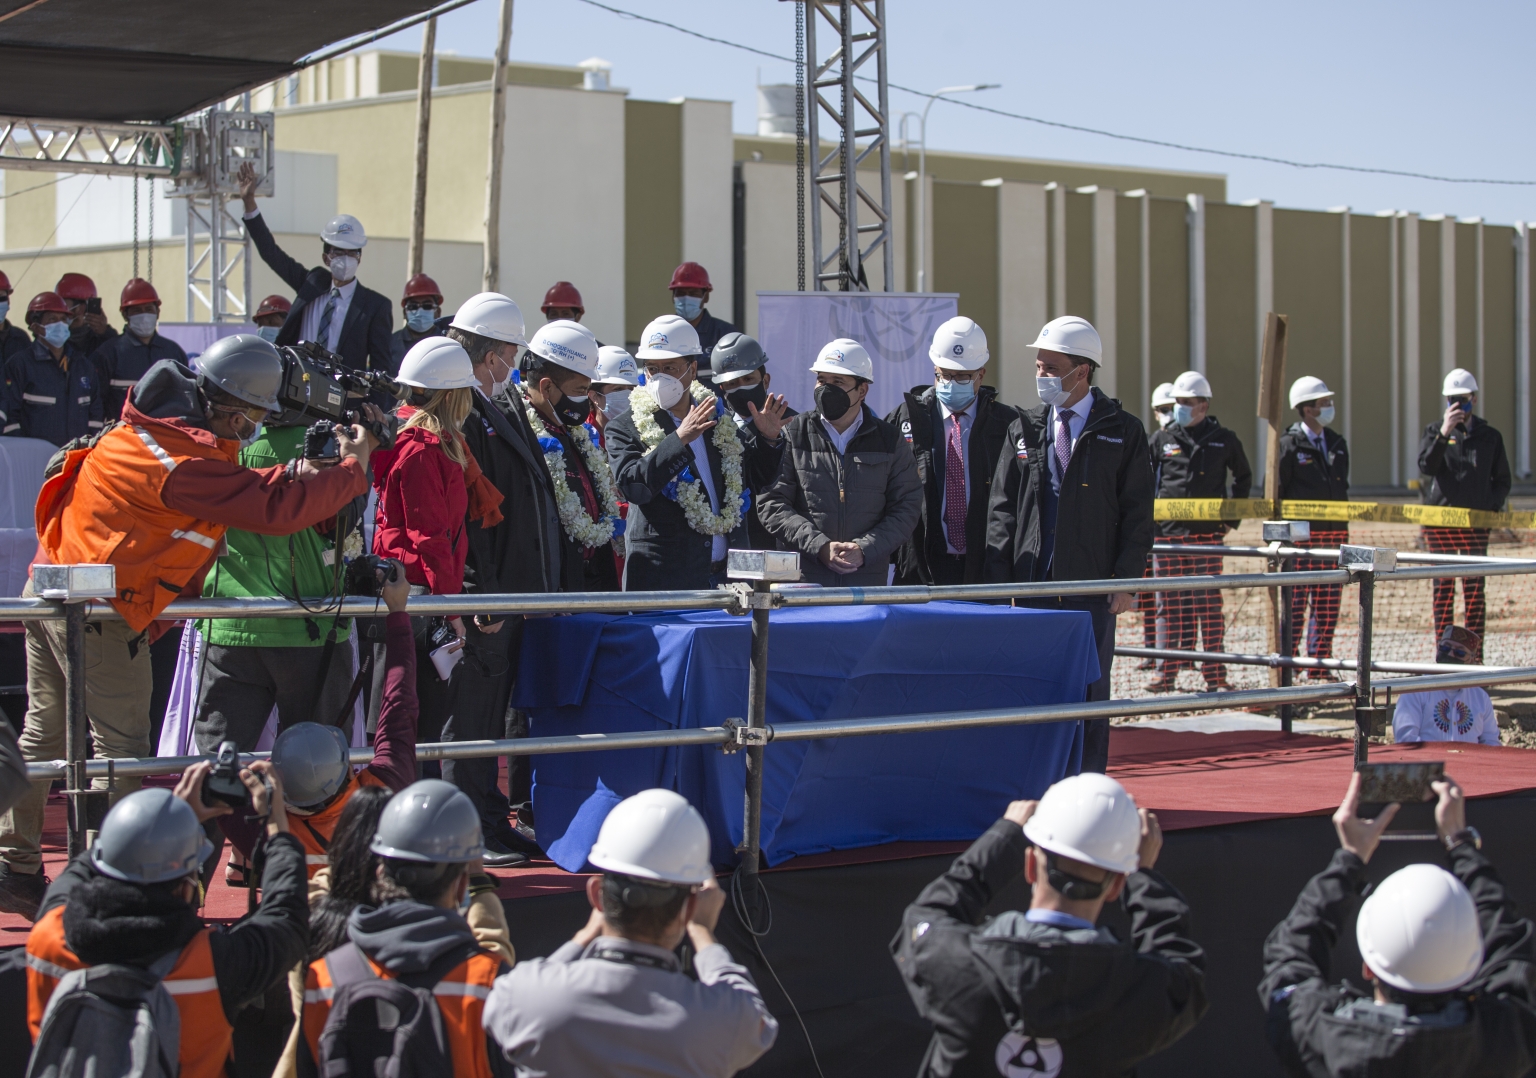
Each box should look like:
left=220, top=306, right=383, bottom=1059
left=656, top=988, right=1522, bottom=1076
left=1393, top=625, right=1502, bottom=746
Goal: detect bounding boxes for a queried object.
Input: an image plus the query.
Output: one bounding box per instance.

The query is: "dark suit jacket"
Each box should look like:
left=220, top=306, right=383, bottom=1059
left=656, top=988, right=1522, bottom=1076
left=246, top=212, right=395, bottom=376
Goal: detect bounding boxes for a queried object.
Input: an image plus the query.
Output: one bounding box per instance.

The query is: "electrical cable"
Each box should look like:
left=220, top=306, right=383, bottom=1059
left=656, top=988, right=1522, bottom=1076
left=569, top=0, right=1536, bottom=187
left=10, top=173, right=94, bottom=291
left=0, top=174, right=69, bottom=200
left=730, top=864, right=826, bottom=1078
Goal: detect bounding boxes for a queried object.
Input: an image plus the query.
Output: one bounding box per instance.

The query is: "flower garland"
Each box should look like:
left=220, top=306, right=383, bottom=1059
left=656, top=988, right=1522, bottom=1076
left=629, top=378, right=746, bottom=536
left=521, top=390, right=626, bottom=550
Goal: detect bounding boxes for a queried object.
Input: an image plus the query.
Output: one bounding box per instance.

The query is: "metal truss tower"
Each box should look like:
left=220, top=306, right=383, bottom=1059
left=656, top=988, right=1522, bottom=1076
left=803, top=0, right=893, bottom=292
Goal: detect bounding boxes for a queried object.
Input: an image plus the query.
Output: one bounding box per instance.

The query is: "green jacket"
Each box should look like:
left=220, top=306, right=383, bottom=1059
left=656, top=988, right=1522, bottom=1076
left=198, top=424, right=352, bottom=649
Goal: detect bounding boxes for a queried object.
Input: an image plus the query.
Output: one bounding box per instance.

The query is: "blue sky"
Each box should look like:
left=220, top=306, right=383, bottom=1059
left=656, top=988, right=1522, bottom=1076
left=371, top=0, right=1536, bottom=225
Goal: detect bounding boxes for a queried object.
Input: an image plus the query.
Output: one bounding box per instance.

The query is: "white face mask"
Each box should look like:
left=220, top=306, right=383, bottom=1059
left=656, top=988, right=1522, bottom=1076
left=1156, top=410, right=1177, bottom=430
left=127, top=312, right=158, bottom=338
left=327, top=254, right=359, bottom=284
left=1036, top=371, right=1077, bottom=408
left=649, top=372, right=686, bottom=410
left=1316, top=405, right=1335, bottom=426
left=602, top=388, right=632, bottom=418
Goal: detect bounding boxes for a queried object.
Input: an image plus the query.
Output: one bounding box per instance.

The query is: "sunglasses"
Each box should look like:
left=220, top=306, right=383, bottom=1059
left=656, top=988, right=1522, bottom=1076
left=1438, top=643, right=1475, bottom=661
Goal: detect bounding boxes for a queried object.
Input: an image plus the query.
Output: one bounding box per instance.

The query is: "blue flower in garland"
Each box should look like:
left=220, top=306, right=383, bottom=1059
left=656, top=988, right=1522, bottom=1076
left=537, top=435, right=562, bottom=453
left=662, top=479, right=679, bottom=501
left=738, top=489, right=752, bottom=512
left=678, top=466, right=696, bottom=484
left=585, top=424, right=602, bottom=446
left=611, top=516, right=627, bottom=537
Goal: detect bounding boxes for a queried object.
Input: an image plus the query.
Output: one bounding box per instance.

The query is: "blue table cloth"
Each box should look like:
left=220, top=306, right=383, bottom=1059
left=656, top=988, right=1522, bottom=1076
left=513, top=602, right=1099, bottom=870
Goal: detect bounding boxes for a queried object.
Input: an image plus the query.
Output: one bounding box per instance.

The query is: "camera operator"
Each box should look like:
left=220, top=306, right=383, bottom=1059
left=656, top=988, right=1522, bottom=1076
left=484, top=789, right=779, bottom=1076
left=1260, top=773, right=1536, bottom=1076
left=25, top=761, right=307, bottom=1078
left=217, top=559, right=418, bottom=883
left=893, top=773, right=1207, bottom=1076
left=371, top=337, right=501, bottom=777
left=0, top=338, right=374, bottom=921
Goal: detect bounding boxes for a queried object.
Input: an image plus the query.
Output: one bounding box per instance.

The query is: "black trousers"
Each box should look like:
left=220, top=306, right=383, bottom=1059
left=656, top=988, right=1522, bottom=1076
left=442, top=619, right=522, bottom=835
left=926, top=551, right=968, bottom=587
left=1019, top=596, right=1113, bottom=774
left=194, top=639, right=357, bottom=753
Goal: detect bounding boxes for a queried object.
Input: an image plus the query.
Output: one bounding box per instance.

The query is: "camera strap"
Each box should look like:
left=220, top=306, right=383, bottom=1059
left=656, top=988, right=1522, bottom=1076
left=333, top=649, right=374, bottom=728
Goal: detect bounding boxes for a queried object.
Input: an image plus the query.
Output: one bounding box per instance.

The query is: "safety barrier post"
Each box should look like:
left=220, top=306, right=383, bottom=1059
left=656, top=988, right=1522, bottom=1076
left=1278, top=556, right=1295, bottom=734
left=63, top=602, right=88, bottom=858
left=1342, top=546, right=1393, bottom=768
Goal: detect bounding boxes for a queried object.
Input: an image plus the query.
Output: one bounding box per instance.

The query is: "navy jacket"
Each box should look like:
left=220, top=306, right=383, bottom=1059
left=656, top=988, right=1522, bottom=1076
left=691, top=310, right=738, bottom=382
left=90, top=330, right=188, bottom=420
left=0, top=321, right=28, bottom=362
left=1148, top=414, right=1252, bottom=536
left=1418, top=416, right=1512, bottom=514
left=246, top=211, right=395, bottom=377
left=1, top=340, right=104, bottom=446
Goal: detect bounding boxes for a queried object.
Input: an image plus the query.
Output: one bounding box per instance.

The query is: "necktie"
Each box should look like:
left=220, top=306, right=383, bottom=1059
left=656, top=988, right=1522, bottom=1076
left=944, top=413, right=967, bottom=555
left=1055, top=409, right=1073, bottom=478
left=316, top=287, right=339, bottom=348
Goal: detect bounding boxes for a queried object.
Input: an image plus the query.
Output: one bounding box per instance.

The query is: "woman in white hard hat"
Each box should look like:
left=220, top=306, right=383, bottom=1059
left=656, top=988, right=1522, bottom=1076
left=1145, top=370, right=1253, bottom=695
left=1261, top=772, right=1536, bottom=1075
left=1278, top=376, right=1350, bottom=679
left=1418, top=368, right=1511, bottom=661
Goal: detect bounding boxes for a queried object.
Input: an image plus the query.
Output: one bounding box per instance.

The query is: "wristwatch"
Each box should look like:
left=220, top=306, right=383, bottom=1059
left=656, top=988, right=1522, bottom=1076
left=1444, top=826, right=1482, bottom=852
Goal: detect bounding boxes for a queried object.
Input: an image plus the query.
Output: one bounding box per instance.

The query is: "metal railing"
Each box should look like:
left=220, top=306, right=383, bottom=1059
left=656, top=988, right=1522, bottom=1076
left=7, top=550, right=1536, bottom=880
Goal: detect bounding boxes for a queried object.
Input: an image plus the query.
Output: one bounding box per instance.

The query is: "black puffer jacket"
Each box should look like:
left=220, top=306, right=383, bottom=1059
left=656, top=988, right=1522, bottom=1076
left=757, top=405, right=922, bottom=587
left=1418, top=417, right=1512, bottom=513
left=1149, top=414, right=1253, bottom=536
left=886, top=385, right=1022, bottom=585
left=894, top=820, right=1208, bottom=1077
left=984, top=389, right=1154, bottom=584
left=1260, top=845, right=1536, bottom=1078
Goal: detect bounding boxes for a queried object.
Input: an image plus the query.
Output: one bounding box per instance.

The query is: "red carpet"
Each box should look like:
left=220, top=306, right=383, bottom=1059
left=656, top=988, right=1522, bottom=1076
left=5, top=729, right=1535, bottom=939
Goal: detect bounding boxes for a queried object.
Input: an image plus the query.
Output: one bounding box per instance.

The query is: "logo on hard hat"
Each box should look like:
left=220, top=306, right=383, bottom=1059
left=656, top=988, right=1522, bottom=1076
left=994, top=1032, right=1062, bottom=1078
left=1040, top=328, right=1049, bottom=337
left=648, top=332, right=669, bottom=348
left=953, top=344, right=964, bottom=356
left=828, top=349, right=845, bottom=362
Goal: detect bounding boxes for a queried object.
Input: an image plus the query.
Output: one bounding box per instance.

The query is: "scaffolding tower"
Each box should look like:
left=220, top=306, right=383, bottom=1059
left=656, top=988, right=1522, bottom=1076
left=803, top=0, right=893, bottom=292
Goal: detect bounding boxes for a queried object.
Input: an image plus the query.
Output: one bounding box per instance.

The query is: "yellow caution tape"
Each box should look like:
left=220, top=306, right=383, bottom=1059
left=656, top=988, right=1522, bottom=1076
left=1153, top=499, right=1536, bottom=529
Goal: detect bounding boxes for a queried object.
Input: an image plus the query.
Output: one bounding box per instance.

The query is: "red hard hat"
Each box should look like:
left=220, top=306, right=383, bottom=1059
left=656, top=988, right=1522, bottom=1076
left=668, top=262, right=712, bottom=292
left=27, top=292, right=70, bottom=318
left=254, top=294, right=292, bottom=320
left=540, top=280, right=584, bottom=314
left=120, top=277, right=160, bottom=310
left=0, top=270, right=11, bottom=293
left=402, top=273, right=443, bottom=305
left=54, top=272, right=97, bottom=301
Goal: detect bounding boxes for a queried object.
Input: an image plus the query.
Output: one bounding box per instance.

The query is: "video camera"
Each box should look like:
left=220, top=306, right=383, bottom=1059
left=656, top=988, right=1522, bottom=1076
left=274, top=341, right=406, bottom=460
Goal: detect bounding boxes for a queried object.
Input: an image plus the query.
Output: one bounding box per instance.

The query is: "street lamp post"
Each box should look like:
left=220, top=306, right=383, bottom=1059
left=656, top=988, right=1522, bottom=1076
left=900, top=84, right=999, bottom=292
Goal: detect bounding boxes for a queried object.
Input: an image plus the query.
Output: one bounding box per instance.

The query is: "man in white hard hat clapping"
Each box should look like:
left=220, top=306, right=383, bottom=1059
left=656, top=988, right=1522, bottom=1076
left=894, top=774, right=1207, bottom=1076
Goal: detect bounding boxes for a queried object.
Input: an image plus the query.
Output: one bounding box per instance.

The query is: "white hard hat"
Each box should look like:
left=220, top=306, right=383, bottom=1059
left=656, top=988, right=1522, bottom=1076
left=1289, top=376, right=1333, bottom=409
left=1357, top=863, right=1483, bottom=993
left=930, top=316, right=989, bottom=371
left=1028, top=316, right=1102, bottom=366
left=637, top=314, right=702, bottom=359
left=1444, top=368, right=1479, bottom=396
left=320, top=213, right=367, bottom=249
left=397, top=336, right=478, bottom=390
left=451, top=292, right=528, bottom=347
left=811, top=338, right=874, bottom=382
left=1022, top=773, right=1141, bottom=875
left=587, top=788, right=712, bottom=885
left=526, top=319, right=599, bottom=378
left=1172, top=370, right=1213, bottom=399
left=1151, top=382, right=1176, bottom=409
left=594, top=345, right=640, bottom=386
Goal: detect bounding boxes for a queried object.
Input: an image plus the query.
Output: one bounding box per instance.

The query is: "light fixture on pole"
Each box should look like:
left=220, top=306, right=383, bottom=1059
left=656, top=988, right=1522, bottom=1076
left=904, top=84, right=999, bottom=292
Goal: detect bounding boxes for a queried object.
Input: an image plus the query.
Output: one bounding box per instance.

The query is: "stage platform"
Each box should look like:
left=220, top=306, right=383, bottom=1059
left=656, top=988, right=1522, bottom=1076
left=4, top=729, right=1536, bottom=1077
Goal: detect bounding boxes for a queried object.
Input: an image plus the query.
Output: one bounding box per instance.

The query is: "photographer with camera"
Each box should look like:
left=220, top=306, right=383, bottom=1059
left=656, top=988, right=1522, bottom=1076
left=25, top=759, right=308, bottom=1078
left=0, top=338, right=374, bottom=921
left=371, top=337, right=503, bottom=777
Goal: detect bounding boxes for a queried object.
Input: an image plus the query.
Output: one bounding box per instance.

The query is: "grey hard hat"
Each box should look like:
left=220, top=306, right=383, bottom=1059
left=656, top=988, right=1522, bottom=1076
left=271, top=722, right=352, bottom=809
left=90, top=788, right=213, bottom=885
left=710, top=332, right=768, bottom=385
left=197, top=333, right=284, bottom=411
left=370, top=779, right=484, bottom=864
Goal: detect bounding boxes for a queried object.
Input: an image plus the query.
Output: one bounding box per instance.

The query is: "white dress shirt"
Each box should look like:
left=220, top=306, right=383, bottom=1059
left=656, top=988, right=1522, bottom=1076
left=301, top=276, right=358, bottom=354
left=937, top=399, right=975, bottom=555
left=821, top=407, right=865, bottom=456
left=1047, top=394, right=1094, bottom=491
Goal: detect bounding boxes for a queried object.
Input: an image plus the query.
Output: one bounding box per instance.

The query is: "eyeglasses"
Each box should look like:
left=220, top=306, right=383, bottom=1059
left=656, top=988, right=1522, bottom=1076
left=403, top=301, right=437, bottom=312
left=645, top=359, right=691, bottom=378
left=935, top=370, right=981, bottom=384
left=1439, top=643, right=1475, bottom=662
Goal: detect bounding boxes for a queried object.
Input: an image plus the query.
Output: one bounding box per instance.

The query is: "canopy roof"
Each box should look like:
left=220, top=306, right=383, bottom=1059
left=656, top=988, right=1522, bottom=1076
left=0, top=0, right=444, bottom=122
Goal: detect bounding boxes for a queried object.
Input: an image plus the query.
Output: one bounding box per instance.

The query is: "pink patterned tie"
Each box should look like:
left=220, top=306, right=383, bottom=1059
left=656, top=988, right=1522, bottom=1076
left=944, top=414, right=967, bottom=555
left=1055, top=410, right=1073, bottom=478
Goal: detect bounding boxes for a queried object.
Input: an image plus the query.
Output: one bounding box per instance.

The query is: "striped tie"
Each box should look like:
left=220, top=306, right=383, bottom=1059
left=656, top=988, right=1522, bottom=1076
left=316, top=287, right=339, bottom=348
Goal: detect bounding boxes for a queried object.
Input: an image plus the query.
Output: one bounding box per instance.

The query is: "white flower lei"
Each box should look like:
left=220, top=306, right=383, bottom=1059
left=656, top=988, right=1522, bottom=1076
left=629, top=378, right=744, bottom=536
left=520, top=391, right=624, bottom=550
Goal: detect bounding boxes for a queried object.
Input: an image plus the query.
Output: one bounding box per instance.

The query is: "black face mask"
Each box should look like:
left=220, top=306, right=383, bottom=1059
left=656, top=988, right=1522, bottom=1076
left=551, top=387, right=592, bottom=427
left=727, top=382, right=768, bottom=417
left=815, top=383, right=853, bottom=422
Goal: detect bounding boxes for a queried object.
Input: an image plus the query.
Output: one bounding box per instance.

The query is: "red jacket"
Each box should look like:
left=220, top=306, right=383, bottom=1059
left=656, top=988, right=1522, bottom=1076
left=372, top=425, right=468, bottom=594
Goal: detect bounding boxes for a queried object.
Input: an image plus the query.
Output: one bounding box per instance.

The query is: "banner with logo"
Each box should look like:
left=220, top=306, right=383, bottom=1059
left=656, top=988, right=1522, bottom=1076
left=755, top=291, right=959, bottom=417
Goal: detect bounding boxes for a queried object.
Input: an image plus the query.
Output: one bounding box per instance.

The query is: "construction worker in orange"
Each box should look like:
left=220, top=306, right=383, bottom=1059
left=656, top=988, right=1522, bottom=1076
left=0, top=336, right=378, bottom=922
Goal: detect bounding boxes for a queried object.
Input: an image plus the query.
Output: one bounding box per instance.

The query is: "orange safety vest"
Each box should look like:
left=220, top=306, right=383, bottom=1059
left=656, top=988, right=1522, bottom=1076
left=290, top=770, right=389, bottom=878
left=27, top=905, right=233, bottom=1078
left=36, top=421, right=239, bottom=633
left=302, top=942, right=502, bottom=1078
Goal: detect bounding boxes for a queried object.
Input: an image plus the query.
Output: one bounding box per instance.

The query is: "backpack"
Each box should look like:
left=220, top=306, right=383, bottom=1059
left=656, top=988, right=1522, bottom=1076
left=25, top=949, right=181, bottom=1078
left=316, top=940, right=480, bottom=1078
